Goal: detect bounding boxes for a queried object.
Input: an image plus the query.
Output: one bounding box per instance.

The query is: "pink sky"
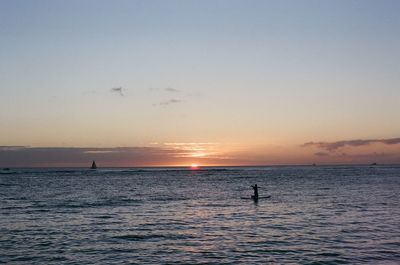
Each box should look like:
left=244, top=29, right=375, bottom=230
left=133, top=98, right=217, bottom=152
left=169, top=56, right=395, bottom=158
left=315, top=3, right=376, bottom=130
left=1, top=138, right=399, bottom=167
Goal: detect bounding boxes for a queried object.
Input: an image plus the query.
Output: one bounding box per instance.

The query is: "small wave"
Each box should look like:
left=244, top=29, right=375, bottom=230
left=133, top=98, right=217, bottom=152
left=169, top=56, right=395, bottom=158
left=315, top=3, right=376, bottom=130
left=94, top=215, right=113, bottom=219
left=0, top=172, right=17, bottom=175
left=109, top=168, right=232, bottom=174
left=40, top=198, right=143, bottom=209
left=113, top=233, right=194, bottom=241
left=1, top=206, right=26, bottom=210
left=47, top=256, right=69, bottom=262
left=11, top=256, right=43, bottom=262
left=27, top=209, right=51, bottom=213
left=35, top=242, right=52, bottom=247
left=150, top=197, right=189, bottom=202
left=202, top=203, right=234, bottom=207
left=49, top=170, right=83, bottom=174
left=192, top=168, right=230, bottom=172
left=316, top=252, right=341, bottom=257
left=0, top=183, right=16, bottom=187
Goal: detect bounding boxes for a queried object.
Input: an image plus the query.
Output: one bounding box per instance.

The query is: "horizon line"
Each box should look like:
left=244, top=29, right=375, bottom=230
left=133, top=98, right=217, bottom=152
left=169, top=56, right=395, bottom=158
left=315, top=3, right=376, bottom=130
left=3, top=163, right=400, bottom=169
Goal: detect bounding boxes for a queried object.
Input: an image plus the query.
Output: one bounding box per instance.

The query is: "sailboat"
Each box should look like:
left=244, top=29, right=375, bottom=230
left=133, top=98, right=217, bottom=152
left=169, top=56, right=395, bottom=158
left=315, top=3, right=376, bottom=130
left=90, top=160, right=97, bottom=169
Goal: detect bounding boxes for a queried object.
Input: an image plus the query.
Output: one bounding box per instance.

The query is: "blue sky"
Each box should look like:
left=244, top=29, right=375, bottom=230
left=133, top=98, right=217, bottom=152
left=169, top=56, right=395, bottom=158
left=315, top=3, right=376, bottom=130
left=1, top=0, right=399, bottom=166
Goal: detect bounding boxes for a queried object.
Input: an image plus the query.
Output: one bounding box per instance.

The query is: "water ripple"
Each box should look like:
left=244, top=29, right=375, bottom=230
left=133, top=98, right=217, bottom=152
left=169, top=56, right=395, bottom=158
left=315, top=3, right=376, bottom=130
left=1, top=166, right=399, bottom=264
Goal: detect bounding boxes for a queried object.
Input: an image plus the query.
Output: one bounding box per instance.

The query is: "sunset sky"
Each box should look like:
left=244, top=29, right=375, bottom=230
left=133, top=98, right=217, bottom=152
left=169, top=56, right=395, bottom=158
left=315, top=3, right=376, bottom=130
left=1, top=0, right=399, bottom=167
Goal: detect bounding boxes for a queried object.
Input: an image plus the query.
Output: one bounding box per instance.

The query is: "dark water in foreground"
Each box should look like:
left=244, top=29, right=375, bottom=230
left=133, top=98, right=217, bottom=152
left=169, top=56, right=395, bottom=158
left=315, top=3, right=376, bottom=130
left=1, top=166, right=399, bottom=264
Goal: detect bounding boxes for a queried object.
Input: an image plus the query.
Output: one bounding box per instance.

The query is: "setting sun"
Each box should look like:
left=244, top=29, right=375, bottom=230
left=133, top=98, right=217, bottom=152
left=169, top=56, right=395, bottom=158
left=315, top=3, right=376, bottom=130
left=190, top=163, right=199, bottom=169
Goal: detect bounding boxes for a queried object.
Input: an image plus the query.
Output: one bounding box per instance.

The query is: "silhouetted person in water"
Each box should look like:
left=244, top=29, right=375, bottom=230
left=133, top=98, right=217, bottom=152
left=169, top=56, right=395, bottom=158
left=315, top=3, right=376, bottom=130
left=251, top=184, right=259, bottom=200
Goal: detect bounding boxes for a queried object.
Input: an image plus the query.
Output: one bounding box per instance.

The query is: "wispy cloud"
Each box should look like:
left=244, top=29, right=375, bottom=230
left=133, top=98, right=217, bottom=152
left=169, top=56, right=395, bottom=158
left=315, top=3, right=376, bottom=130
left=338, top=152, right=394, bottom=159
left=154, top=98, right=183, bottom=107
left=0, top=146, right=27, bottom=151
left=149, top=87, right=180, bottom=93
left=111, top=87, right=124, bottom=96
left=163, top=142, right=220, bottom=158
left=303, top=138, right=400, bottom=151
left=148, top=86, right=183, bottom=106
left=314, top=151, right=395, bottom=162
left=314, top=152, right=329, bottom=156
left=165, top=87, right=179, bottom=92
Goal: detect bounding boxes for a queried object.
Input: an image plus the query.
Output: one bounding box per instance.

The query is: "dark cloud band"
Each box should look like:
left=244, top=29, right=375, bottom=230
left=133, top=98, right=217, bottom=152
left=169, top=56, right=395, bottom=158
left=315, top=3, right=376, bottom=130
left=303, top=138, right=400, bottom=151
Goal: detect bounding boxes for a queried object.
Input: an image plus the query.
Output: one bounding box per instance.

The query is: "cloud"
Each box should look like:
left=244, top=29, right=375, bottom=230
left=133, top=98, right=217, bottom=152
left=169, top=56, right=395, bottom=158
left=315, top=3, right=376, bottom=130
left=303, top=137, right=400, bottom=151
left=149, top=87, right=180, bottom=93
left=163, top=142, right=219, bottom=158
left=148, top=87, right=186, bottom=107
left=111, top=87, right=124, bottom=96
left=0, top=145, right=236, bottom=167
left=154, top=98, right=183, bottom=107
left=0, top=146, right=27, bottom=151
left=321, top=152, right=395, bottom=162
left=339, top=152, right=393, bottom=158
left=314, top=152, right=329, bottom=156
left=1, top=143, right=398, bottom=167
left=0, top=146, right=178, bottom=167
left=165, top=87, right=179, bottom=92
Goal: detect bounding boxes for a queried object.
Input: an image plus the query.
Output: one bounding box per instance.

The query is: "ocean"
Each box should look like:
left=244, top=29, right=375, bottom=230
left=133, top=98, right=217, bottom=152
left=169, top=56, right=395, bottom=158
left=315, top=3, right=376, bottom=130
left=1, top=166, right=399, bottom=264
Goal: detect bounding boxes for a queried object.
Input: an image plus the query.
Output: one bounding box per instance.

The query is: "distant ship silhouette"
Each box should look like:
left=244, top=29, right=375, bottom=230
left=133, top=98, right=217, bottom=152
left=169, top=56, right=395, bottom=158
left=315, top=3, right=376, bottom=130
left=90, top=160, right=97, bottom=169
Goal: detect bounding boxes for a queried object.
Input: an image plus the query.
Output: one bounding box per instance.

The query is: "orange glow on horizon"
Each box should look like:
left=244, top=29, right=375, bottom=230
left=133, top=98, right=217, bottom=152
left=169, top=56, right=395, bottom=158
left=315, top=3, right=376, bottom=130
left=190, top=163, right=199, bottom=169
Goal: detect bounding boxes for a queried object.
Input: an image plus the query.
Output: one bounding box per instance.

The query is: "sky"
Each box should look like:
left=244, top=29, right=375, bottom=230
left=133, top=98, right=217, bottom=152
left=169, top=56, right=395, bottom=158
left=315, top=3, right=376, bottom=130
left=1, top=0, right=400, bottom=167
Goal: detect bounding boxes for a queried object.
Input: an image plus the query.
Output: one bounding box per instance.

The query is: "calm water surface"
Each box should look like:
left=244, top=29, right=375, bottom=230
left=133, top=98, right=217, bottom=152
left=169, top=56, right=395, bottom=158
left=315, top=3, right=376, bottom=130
left=1, top=166, right=399, bottom=264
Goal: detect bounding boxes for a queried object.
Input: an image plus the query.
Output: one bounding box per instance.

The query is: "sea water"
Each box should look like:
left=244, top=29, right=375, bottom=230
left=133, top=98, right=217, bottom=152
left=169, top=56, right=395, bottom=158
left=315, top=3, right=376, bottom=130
left=1, top=166, right=399, bottom=264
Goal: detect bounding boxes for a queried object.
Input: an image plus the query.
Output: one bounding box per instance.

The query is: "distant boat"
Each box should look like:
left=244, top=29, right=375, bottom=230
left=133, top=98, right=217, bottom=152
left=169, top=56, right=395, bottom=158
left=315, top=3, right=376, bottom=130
left=371, top=162, right=377, bottom=166
left=90, top=161, right=97, bottom=169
